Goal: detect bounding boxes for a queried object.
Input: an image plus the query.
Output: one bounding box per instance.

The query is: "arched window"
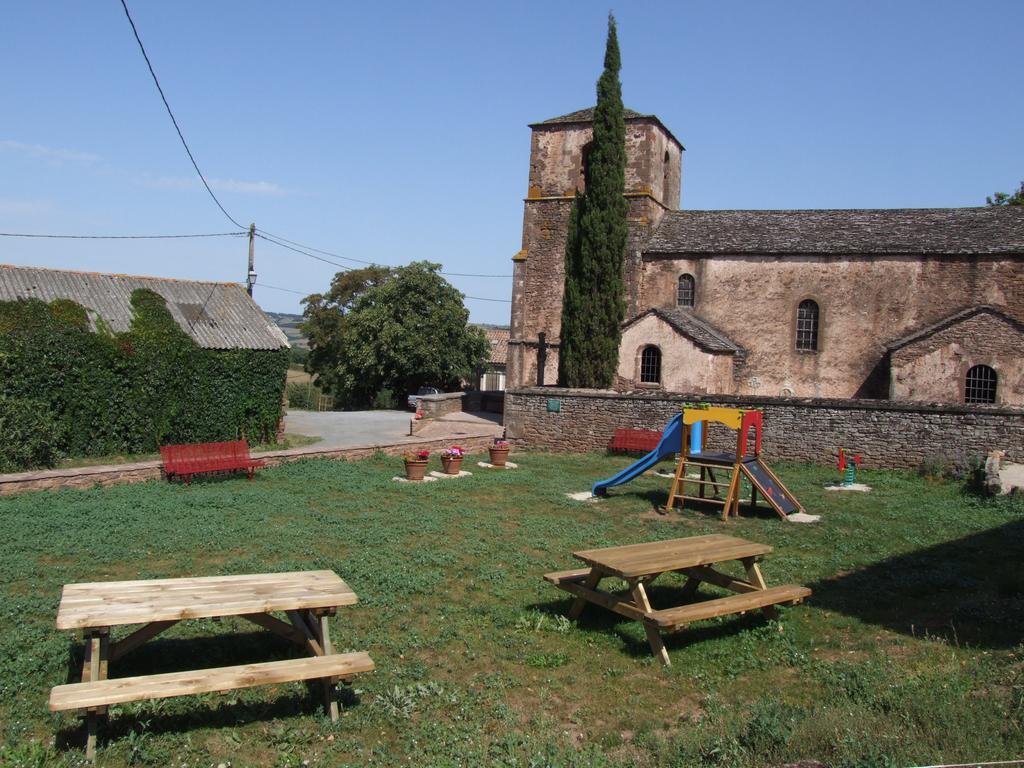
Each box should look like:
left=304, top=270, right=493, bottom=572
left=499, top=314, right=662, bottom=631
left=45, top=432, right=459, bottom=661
left=578, top=142, right=593, bottom=192
left=640, top=346, right=661, bottom=384
left=796, top=300, right=819, bottom=351
left=965, top=364, right=997, bottom=403
left=663, top=150, right=671, bottom=198
left=677, top=273, right=695, bottom=308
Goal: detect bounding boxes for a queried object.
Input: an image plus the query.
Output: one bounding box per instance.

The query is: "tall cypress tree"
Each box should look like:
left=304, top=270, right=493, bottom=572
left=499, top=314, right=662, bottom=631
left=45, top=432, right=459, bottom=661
left=558, top=13, right=628, bottom=388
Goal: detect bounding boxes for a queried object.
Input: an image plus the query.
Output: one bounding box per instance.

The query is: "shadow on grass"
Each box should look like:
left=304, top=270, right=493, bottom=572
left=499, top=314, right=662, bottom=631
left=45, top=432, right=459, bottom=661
left=531, top=577, right=775, bottom=660
left=58, top=630, right=365, bottom=754
left=621, top=487, right=781, bottom=521
left=808, top=518, right=1024, bottom=649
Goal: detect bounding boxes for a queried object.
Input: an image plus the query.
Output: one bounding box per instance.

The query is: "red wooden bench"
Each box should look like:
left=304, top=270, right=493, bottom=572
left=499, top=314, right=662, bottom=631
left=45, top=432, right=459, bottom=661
left=607, top=428, right=663, bottom=454
left=159, top=440, right=266, bottom=484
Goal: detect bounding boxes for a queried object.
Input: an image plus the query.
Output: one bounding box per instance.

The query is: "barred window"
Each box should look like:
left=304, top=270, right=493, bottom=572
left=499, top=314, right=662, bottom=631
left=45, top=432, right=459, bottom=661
left=677, top=274, right=695, bottom=308
left=796, top=300, right=819, bottom=351
left=965, top=365, right=997, bottom=404
left=640, top=346, right=662, bottom=384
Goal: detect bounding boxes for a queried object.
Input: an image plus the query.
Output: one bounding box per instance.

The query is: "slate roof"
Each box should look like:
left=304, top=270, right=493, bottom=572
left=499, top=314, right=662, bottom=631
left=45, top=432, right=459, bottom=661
left=530, top=107, right=684, bottom=149
left=644, top=207, right=1024, bottom=256
left=885, top=305, right=1024, bottom=352
left=483, top=328, right=509, bottom=365
left=623, top=307, right=741, bottom=353
left=0, top=264, right=289, bottom=350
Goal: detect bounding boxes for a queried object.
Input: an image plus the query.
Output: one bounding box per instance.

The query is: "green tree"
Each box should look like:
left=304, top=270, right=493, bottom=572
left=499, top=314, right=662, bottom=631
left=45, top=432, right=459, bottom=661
left=302, top=262, right=489, bottom=409
left=986, top=181, right=1024, bottom=206
left=558, top=13, right=629, bottom=388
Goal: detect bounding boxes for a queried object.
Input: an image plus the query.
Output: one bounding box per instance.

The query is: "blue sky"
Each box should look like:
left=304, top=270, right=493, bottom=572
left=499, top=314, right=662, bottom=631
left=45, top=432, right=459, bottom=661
left=2, top=1, right=1022, bottom=325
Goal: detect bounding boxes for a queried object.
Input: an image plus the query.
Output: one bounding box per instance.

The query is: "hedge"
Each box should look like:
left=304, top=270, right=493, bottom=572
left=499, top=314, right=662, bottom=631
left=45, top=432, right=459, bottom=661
left=0, top=290, right=288, bottom=471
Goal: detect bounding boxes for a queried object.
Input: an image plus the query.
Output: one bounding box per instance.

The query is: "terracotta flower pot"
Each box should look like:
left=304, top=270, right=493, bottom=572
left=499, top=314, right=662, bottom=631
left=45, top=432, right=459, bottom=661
left=404, top=459, right=429, bottom=481
left=441, top=456, right=463, bottom=475
left=489, top=446, right=510, bottom=467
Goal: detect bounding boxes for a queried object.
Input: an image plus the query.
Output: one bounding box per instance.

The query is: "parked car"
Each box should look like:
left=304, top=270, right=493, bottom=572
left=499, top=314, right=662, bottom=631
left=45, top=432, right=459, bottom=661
left=408, top=386, right=441, bottom=410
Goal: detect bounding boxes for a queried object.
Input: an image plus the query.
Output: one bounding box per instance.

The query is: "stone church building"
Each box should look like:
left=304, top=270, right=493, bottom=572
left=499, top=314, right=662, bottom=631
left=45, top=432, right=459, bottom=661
left=507, top=107, right=1024, bottom=405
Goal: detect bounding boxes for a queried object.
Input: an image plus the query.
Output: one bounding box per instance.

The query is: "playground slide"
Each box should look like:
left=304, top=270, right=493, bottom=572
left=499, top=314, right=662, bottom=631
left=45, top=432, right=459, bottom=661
left=741, top=458, right=801, bottom=516
left=592, top=413, right=683, bottom=496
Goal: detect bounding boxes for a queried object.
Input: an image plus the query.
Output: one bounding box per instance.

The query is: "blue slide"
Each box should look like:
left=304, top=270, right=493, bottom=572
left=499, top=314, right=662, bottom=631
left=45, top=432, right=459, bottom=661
left=592, top=413, right=689, bottom=496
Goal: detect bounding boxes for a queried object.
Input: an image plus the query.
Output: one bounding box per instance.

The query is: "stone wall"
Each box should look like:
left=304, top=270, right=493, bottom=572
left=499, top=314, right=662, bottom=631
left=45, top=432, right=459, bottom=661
left=417, top=392, right=465, bottom=419
left=641, top=253, right=1024, bottom=400
left=0, top=434, right=500, bottom=497
left=505, top=387, right=1024, bottom=469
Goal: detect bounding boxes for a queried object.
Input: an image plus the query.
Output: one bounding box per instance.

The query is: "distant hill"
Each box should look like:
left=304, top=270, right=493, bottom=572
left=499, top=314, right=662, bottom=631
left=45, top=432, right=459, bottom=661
left=265, top=311, right=308, bottom=349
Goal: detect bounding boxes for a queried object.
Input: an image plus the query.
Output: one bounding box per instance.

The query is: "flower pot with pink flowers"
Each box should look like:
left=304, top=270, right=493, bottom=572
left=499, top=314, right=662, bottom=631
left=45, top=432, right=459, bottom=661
left=440, top=445, right=464, bottom=475
left=489, top=439, right=510, bottom=467
left=402, top=450, right=430, bottom=481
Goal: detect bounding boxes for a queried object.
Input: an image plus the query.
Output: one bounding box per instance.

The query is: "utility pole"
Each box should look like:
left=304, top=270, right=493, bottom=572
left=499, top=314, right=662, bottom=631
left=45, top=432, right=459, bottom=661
left=246, top=223, right=257, bottom=296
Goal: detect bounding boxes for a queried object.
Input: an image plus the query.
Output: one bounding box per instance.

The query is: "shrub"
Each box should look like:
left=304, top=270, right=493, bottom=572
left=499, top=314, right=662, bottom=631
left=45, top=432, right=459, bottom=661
left=0, top=397, right=66, bottom=472
left=0, top=293, right=288, bottom=460
left=285, top=381, right=317, bottom=410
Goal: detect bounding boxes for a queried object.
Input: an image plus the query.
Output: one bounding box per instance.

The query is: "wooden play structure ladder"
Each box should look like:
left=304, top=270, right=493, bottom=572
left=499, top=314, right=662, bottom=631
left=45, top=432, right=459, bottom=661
left=665, top=406, right=804, bottom=521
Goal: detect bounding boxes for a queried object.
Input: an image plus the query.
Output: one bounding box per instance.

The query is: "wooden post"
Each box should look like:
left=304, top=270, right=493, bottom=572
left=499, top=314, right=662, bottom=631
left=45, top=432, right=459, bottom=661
left=629, top=580, right=670, bottom=666
left=316, top=612, right=340, bottom=721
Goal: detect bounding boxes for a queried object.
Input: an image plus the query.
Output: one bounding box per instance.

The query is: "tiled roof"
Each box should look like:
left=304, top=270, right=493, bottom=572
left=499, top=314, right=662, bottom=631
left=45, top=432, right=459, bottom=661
left=484, top=328, right=509, bottom=365
left=885, top=305, right=1024, bottom=352
left=624, top=307, right=740, bottom=353
left=532, top=107, right=651, bottom=125
left=644, top=207, right=1024, bottom=256
left=0, top=264, right=289, bottom=350
left=529, top=106, right=684, bottom=149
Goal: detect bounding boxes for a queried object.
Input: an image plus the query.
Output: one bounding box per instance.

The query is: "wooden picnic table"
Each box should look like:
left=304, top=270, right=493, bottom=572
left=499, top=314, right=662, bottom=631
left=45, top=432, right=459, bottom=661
left=49, top=570, right=375, bottom=762
left=545, top=534, right=810, bottom=665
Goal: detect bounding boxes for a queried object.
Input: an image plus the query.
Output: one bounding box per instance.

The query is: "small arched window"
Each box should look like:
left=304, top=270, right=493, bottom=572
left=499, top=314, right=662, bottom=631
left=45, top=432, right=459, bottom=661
left=796, top=300, right=819, bottom=352
left=578, top=141, right=593, bottom=192
left=965, top=364, right=997, bottom=404
left=640, top=346, right=662, bottom=384
left=677, top=274, right=695, bottom=308
left=663, top=150, right=671, bottom=197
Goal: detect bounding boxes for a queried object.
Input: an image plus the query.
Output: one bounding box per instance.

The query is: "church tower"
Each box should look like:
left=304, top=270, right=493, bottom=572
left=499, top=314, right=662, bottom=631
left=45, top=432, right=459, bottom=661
left=507, top=107, right=684, bottom=390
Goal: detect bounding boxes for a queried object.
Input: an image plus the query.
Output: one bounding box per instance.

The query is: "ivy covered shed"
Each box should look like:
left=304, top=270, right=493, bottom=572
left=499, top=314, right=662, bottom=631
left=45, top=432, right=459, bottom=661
left=0, top=263, right=290, bottom=471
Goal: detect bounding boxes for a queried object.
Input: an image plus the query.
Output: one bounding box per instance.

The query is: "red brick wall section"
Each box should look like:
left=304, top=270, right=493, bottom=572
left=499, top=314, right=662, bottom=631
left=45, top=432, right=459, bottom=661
left=504, top=387, right=1024, bottom=469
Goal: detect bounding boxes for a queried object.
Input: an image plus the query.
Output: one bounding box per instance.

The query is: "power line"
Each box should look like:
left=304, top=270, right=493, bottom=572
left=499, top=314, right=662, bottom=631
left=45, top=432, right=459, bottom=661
left=0, top=231, right=245, bottom=240
left=255, top=233, right=353, bottom=272
left=254, top=281, right=309, bottom=296
left=119, top=0, right=245, bottom=230
left=256, top=227, right=512, bottom=278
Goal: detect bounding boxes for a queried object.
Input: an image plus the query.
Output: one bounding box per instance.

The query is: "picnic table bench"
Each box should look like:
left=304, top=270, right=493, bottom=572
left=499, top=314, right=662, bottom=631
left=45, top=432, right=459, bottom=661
left=607, top=428, right=663, bottom=454
left=49, top=570, right=374, bottom=762
left=545, top=534, right=810, bottom=665
left=159, top=439, right=266, bottom=484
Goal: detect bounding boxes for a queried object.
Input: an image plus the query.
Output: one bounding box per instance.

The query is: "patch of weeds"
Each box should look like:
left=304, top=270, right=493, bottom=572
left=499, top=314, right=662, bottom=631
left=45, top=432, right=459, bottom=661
left=525, top=652, right=569, bottom=669
left=514, top=609, right=572, bottom=634
left=0, top=740, right=52, bottom=768
left=737, top=699, right=797, bottom=758
left=374, top=682, right=449, bottom=721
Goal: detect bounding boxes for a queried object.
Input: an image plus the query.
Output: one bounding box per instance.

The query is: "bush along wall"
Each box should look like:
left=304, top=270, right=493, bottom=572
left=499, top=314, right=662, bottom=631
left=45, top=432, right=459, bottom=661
left=0, top=290, right=288, bottom=471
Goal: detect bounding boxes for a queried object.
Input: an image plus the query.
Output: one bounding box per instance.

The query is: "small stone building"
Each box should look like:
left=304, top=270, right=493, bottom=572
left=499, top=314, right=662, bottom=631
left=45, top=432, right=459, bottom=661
left=508, top=107, right=1024, bottom=404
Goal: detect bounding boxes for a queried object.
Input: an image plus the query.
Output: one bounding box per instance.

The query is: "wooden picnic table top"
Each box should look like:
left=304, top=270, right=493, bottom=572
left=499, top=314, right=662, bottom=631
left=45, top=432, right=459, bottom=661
left=573, top=534, right=773, bottom=579
left=56, top=570, right=357, bottom=631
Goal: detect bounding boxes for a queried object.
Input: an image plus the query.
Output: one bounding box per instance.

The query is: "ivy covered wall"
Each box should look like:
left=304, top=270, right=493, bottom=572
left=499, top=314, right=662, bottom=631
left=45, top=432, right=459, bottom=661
left=0, top=289, right=288, bottom=471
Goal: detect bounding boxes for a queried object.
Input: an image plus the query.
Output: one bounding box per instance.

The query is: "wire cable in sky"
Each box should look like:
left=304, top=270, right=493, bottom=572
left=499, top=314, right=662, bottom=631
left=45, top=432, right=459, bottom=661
left=119, top=0, right=246, bottom=230
left=0, top=231, right=245, bottom=240
left=256, top=234, right=512, bottom=302
left=253, top=282, right=309, bottom=296
left=255, top=232, right=353, bottom=272
left=256, top=227, right=512, bottom=278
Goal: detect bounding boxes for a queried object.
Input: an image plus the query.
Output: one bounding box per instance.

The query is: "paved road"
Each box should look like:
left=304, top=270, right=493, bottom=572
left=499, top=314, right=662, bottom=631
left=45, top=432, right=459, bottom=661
left=284, top=409, right=413, bottom=448
left=284, top=409, right=503, bottom=449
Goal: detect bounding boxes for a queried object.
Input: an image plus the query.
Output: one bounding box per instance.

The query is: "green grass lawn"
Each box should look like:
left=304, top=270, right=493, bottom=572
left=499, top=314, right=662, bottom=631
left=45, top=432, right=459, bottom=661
left=1, top=452, right=1022, bottom=767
